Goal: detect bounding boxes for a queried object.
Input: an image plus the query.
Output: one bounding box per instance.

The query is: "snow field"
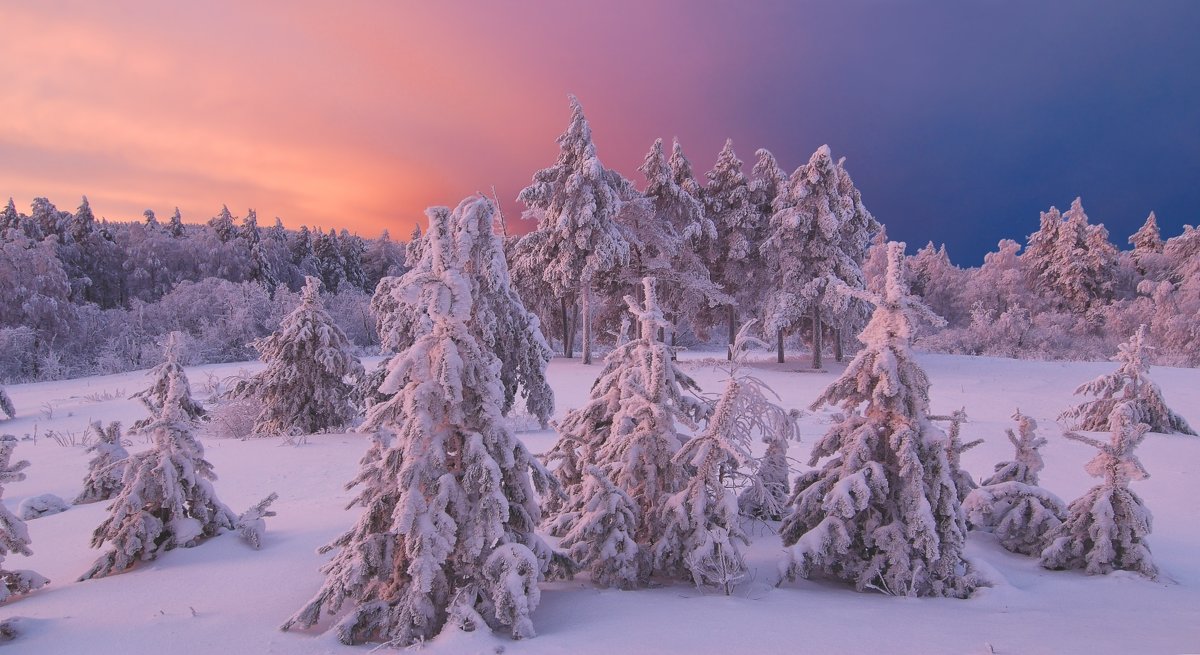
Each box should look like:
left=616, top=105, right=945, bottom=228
left=0, top=352, right=1196, bottom=654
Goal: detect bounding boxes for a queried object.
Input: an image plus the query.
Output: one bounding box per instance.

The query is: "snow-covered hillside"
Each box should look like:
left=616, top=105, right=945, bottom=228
left=0, top=352, right=1196, bottom=654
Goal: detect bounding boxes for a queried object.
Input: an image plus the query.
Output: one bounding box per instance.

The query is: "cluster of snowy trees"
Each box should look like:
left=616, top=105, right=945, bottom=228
left=908, top=202, right=1200, bottom=366
left=0, top=198, right=404, bottom=382
left=510, top=97, right=876, bottom=369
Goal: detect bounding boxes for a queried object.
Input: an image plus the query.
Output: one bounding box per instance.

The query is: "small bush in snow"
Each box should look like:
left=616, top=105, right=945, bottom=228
left=0, top=387, right=13, bottom=421
left=18, top=494, right=68, bottom=521
left=0, top=437, right=48, bottom=602
left=965, top=412, right=1066, bottom=556
left=236, top=493, right=278, bottom=550
left=74, top=421, right=128, bottom=504
left=1040, top=402, right=1157, bottom=577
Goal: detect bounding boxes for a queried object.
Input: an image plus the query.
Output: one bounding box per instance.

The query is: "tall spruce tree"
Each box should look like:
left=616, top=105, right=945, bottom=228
left=516, top=95, right=633, bottom=364
left=779, top=242, right=977, bottom=598
left=283, top=200, right=559, bottom=646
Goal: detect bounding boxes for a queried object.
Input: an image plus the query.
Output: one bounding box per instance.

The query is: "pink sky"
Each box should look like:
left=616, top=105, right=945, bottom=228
left=0, top=2, right=760, bottom=236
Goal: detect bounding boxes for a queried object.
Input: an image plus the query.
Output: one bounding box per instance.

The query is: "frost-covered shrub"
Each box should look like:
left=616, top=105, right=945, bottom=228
left=780, top=242, right=977, bottom=598
left=74, top=421, right=129, bottom=504
left=1059, top=325, right=1194, bottom=435
left=558, top=466, right=640, bottom=589
left=18, top=494, right=68, bottom=521
left=236, top=493, right=278, bottom=550
left=80, top=378, right=237, bottom=580
left=1040, top=402, right=1156, bottom=577
left=0, top=438, right=48, bottom=602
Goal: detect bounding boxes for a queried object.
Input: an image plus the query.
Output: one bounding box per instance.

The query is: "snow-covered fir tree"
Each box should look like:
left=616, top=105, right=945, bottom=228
left=1023, top=198, right=1117, bottom=313
left=208, top=205, right=238, bottom=243
left=0, top=387, right=12, bottom=421
left=233, top=276, right=363, bottom=437
left=761, top=145, right=877, bottom=368
left=314, top=228, right=346, bottom=293
left=551, top=279, right=709, bottom=585
left=73, top=420, right=129, bottom=505
left=80, top=378, right=237, bottom=580
left=516, top=95, right=633, bottom=363
left=964, top=410, right=1066, bottom=556
left=374, top=198, right=555, bottom=426
left=1059, top=325, right=1194, bottom=435
left=1040, top=402, right=1156, bottom=577
left=167, top=207, right=186, bottom=238
left=779, top=242, right=977, bottom=597
left=1129, top=212, right=1163, bottom=254
left=129, top=331, right=206, bottom=433
left=0, top=437, right=48, bottom=603
left=282, top=202, right=560, bottom=646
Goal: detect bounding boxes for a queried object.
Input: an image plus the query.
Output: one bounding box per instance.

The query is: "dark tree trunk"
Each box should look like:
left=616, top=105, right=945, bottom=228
left=776, top=329, right=785, bottom=363
left=811, top=305, right=823, bottom=370
left=834, top=327, right=844, bottom=362
left=560, top=296, right=574, bottom=358
left=727, top=306, right=737, bottom=361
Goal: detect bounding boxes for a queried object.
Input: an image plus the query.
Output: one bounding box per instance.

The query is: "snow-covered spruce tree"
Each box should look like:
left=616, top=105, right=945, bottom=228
left=516, top=95, right=633, bottom=364
left=544, top=279, right=709, bottom=586
left=0, top=387, right=12, bottom=420
left=282, top=204, right=560, bottom=647
left=1060, top=325, right=1194, bottom=435
left=80, top=378, right=237, bottom=580
left=375, top=198, right=554, bottom=426
left=964, top=411, right=1065, bottom=556
left=627, top=138, right=726, bottom=349
left=703, top=140, right=770, bottom=359
left=558, top=465, right=641, bottom=589
left=658, top=322, right=798, bottom=592
left=233, top=276, right=363, bottom=437
left=779, top=242, right=977, bottom=597
left=73, top=421, right=129, bottom=504
left=0, top=437, right=48, bottom=603
left=1040, top=402, right=1156, bottom=576
left=761, top=145, right=877, bottom=369
left=129, top=331, right=206, bottom=433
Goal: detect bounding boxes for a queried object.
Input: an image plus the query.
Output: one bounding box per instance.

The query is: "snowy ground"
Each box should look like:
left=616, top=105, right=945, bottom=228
left=0, top=352, right=1197, bottom=654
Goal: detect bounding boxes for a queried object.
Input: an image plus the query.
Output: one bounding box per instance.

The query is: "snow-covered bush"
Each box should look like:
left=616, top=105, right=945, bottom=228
left=558, top=466, right=641, bottom=589
left=129, top=332, right=206, bottom=433
left=18, top=494, right=69, bottom=521
left=779, top=242, right=977, bottom=598
left=0, top=437, right=48, bottom=602
left=930, top=409, right=981, bottom=502
left=80, top=378, right=237, bottom=580
left=232, top=276, right=363, bottom=437
left=282, top=197, right=561, bottom=647
left=0, top=387, right=12, bottom=420
left=1040, top=402, right=1157, bottom=577
left=73, top=420, right=128, bottom=504
left=236, top=493, right=278, bottom=550
left=1059, top=325, right=1195, bottom=435
left=964, top=411, right=1066, bottom=556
